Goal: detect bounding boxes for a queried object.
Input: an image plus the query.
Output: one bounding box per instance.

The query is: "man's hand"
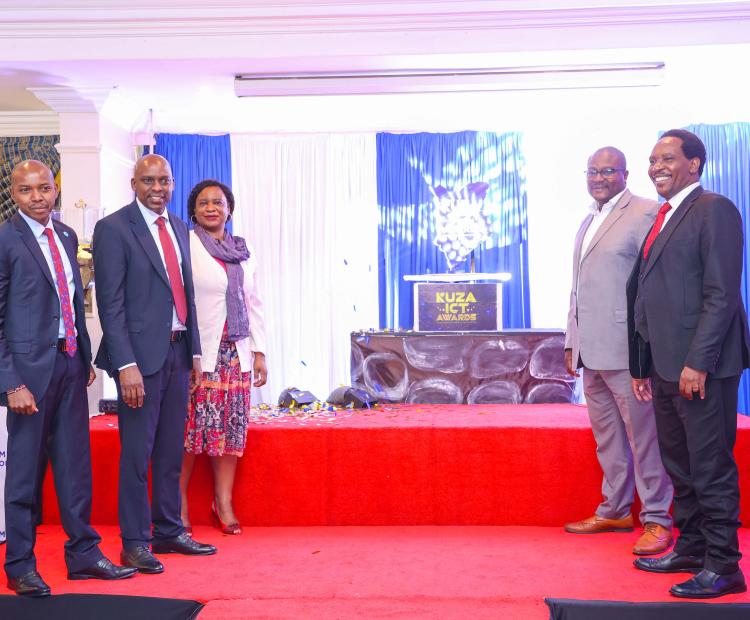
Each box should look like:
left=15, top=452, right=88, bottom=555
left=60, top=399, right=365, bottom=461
left=253, top=352, right=267, bottom=388
left=87, top=365, right=97, bottom=387
left=632, top=377, right=653, bottom=402
left=190, top=357, right=203, bottom=394
left=119, top=365, right=145, bottom=408
left=8, top=387, right=38, bottom=415
left=564, top=349, right=579, bottom=378
left=679, top=365, right=707, bottom=400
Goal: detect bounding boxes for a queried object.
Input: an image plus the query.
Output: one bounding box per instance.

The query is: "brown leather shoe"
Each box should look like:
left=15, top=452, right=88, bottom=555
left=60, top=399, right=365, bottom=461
left=633, top=522, right=673, bottom=555
left=564, top=514, right=634, bottom=534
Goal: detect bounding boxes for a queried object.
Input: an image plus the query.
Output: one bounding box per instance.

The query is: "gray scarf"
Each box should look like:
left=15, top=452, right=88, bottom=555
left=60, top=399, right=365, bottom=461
left=194, top=225, right=251, bottom=341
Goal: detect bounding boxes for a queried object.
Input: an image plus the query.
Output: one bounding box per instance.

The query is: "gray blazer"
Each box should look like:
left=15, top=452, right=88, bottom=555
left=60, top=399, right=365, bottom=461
left=565, top=189, right=658, bottom=370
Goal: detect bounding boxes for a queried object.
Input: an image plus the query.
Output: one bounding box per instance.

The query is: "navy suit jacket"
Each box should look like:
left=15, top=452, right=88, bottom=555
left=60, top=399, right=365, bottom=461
left=0, top=213, right=92, bottom=405
left=92, top=201, right=200, bottom=377
left=627, top=187, right=750, bottom=381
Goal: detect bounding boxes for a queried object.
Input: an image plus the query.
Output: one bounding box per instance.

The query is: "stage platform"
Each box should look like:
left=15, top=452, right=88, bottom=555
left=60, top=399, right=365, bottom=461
left=22, top=404, right=750, bottom=618
left=42, top=403, right=750, bottom=528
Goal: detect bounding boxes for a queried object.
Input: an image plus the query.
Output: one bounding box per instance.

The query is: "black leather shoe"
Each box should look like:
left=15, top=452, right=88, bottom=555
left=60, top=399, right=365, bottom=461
left=68, top=557, right=138, bottom=580
left=634, top=551, right=703, bottom=573
left=670, top=569, right=747, bottom=599
left=121, top=546, right=164, bottom=574
left=152, top=531, right=217, bottom=555
left=7, top=570, right=51, bottom=597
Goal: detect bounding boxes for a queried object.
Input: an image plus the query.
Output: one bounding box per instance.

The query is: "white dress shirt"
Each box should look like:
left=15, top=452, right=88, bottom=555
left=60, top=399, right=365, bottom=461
left=656, top=182, right=700, bottom=232
left=18, top=210, right=77, bottom=338
left=579, top=188, right=626, bottom=263
left=136, top=199, right=186, bottom=331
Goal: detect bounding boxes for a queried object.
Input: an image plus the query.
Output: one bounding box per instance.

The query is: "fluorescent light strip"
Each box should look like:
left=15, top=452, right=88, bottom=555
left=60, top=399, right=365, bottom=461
left=235, top=62, right=665, bottom=97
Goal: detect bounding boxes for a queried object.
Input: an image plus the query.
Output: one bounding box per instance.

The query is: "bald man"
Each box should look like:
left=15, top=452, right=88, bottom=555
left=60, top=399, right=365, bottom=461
left=0, top=160, right=136, bottom=597
left=93, top=155, right=215, bottom=575
left=564, top=147, right=673, bottom=555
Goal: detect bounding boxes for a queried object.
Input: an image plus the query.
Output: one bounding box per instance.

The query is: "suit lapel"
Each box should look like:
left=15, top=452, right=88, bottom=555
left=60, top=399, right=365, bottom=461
left=573, top=213, right=593, bottom=270
left=126, top=202, right=171, bottom=288
left=581, top=191, right=630, bottom=263
left=12, top=213, right=55, bottom=289
left=642, top=186, right=703, bottom=277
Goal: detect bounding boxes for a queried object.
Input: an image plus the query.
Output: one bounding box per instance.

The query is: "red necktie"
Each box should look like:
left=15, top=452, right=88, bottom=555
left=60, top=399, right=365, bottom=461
left=43, top=228, right=77, bottom=357
left=156, top=217, right=188, bottom=324
left=643, top=202, right=672, bottom=259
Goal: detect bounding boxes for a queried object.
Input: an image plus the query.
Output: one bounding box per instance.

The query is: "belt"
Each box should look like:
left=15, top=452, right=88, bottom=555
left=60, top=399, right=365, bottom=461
left=56, top=338, right=68, bottom=352
left=170, top=330, right=185, bottom=342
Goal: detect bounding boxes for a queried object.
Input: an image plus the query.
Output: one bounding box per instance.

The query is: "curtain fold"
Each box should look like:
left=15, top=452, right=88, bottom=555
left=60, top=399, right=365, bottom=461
left=154, top=133, right=232, bottom=225
left=682, top=123, right=750, bottom=414
left=230, top=133, right=379, bottom=403
left=376, top=131, right=530, bottom=330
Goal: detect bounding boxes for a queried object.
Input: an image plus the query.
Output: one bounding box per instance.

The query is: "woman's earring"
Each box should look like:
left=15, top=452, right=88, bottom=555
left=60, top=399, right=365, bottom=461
left=190, top=215, right=198, bottom=224
left=226, top=213, right=232, bottom=222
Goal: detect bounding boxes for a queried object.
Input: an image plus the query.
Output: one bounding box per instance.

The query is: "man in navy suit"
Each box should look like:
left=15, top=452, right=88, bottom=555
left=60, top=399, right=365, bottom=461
left=0, top=160, right=136, bottom=597
left=93, top=154, right=216, bottom=574
left=628, top=130, right=750, bottom=598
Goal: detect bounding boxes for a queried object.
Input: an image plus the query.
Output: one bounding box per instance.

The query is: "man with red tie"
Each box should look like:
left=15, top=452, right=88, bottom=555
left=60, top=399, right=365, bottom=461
left=0, top=160, right=136, bottom=597
left=627, top=130, right=750, bottom=598
left=93, top=154, right=216, bottom=575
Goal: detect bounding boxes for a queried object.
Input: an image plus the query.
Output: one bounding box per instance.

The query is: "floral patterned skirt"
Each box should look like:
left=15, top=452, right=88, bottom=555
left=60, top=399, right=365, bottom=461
left=185, top=333, right=251, bottom=457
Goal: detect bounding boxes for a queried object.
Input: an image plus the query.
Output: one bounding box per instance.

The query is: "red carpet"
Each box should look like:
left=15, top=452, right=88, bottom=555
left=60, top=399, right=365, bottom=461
left=42, top=404, right=750, bottom=528
left=24, top=405, right=750, bottom=617
left=2, top=525, right=749, bottom=619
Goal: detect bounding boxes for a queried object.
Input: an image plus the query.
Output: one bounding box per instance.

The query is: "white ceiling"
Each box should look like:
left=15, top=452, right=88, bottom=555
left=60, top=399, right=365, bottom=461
left=2, top=0, right=750, bottom=133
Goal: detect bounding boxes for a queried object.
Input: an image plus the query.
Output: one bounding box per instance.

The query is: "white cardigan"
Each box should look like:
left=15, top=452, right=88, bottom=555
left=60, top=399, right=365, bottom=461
left=190, top=231, right=267, bottom=374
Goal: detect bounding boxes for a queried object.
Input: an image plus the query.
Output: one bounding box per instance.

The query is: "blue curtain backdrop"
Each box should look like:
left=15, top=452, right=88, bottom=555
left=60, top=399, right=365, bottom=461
left=377, top=131, right=530, bottom=330
left=683, top=123, right=750, bottom=414
left=154, top=133, right=232, bottom=228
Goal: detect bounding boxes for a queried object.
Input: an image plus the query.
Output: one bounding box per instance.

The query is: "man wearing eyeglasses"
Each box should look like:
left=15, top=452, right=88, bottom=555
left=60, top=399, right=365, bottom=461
left=93, top=154, right=216, bottom=576
left=564, top=147, right=673, bottom=557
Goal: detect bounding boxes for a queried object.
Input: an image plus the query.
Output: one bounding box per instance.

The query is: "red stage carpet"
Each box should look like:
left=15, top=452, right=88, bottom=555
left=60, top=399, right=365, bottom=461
left=2, top=525, right=749, bottom=619
left=42, top=404, right=750, bottom=528
left=27, top=404, right=750, bottom=617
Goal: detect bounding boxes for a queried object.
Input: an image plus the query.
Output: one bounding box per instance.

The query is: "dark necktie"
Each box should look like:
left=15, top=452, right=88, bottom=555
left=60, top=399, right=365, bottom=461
left=156, top=217, right=188, bottom=324
left=43, top=228, right=77, bottom=357
left=643, top=202, right=672, bottom=259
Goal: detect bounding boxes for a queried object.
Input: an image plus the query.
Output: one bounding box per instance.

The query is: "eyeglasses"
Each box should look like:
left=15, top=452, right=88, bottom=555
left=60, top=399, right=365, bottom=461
left=585, top=167, right=625, bottom=178
left=139, top=176, right=173, bottom=187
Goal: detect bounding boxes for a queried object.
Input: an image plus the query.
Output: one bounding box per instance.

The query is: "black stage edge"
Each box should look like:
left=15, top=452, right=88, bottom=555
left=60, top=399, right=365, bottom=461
left=0, top=593, right=203, bottom=620
left=546, top=598, right=750, bottom=619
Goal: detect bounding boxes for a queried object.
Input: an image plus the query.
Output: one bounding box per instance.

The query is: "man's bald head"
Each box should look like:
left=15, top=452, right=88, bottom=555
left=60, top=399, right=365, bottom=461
left=10, top=159, right=59, bottom=225
left=131, top=154, right=174, bottom=214
left=11, top=159, right=55, bottom=185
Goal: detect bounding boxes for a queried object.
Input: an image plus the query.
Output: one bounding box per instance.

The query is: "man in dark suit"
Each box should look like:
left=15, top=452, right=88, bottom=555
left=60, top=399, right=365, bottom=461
left=93, top=154, right=216, bottom=574
left=0, top=160, right=136, bottom=597
left=627, top=129, right=750, bottom=598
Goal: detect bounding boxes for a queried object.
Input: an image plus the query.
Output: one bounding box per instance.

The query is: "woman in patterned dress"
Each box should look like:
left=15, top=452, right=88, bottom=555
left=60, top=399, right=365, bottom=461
left=179, top=179, right=267, bottom=535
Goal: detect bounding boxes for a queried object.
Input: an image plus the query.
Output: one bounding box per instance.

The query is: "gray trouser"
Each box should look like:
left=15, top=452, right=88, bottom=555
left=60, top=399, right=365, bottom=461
left=583, top=367, right=673, bottom=527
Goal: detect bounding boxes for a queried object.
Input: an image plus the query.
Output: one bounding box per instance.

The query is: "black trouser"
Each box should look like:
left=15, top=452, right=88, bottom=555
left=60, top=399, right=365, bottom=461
left=652, top=373, right=742, bottom=574
left=4, top=349, right=103, bottom=578
left=116, top=338, right=189, bottom=548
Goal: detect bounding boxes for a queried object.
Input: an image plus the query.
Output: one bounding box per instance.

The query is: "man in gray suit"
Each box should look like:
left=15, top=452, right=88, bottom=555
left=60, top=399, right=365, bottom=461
left=564, top=147, right=673, bottom=555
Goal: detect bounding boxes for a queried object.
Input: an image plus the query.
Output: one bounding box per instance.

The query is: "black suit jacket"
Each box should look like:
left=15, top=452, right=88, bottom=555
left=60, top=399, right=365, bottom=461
left=0, top=214, right=92, bottom=405
left=92, top=201, right=200, bottom=377
left=627, top=187, right=750, bottom=381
